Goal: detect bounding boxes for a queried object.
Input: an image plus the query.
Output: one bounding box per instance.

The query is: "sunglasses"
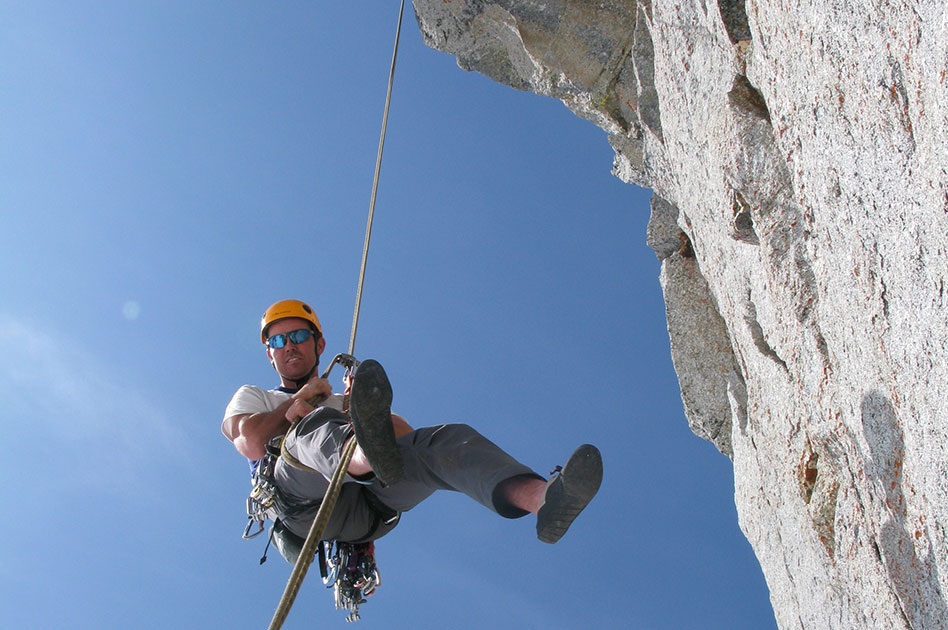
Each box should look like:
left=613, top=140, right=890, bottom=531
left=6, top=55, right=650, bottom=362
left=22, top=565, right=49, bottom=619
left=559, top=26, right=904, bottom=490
left=266, top=328, right=314, bottom=349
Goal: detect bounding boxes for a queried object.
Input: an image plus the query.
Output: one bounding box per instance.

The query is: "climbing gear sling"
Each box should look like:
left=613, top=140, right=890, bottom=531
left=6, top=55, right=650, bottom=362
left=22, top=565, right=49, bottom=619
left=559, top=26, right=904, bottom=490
left=322, top=540, right=381, bottom=623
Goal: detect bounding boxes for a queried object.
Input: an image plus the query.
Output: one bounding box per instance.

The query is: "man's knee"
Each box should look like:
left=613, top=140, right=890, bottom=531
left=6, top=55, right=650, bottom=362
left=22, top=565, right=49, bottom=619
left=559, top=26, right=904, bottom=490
left=403, top=423, right=476, bottom=447
left=296, top=406, right=349, bottom=437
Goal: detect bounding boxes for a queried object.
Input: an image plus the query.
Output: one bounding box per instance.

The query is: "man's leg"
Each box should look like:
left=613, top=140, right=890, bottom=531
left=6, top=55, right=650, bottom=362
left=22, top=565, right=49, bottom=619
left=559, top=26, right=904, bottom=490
left=369, top=426, right=603, bottom=545
left=278, top=406, right=353, bottom=479
left=274, top=408, right=393, bottom=543
left=367, top=423, right=546, bottom=518
left=284, top=361, right=603, bottom=543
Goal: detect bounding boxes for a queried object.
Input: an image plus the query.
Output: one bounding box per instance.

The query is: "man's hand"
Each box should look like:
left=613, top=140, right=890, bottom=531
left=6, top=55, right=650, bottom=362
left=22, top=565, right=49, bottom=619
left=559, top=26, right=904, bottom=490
left=285, top=377, right=333, bottom=423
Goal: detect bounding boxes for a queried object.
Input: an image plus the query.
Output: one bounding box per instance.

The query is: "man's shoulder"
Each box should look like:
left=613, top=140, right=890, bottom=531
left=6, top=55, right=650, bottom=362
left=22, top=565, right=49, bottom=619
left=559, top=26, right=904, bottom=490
left=224, top=384, right=292, bottom=418
left=232, top=383, right=282, bottom=397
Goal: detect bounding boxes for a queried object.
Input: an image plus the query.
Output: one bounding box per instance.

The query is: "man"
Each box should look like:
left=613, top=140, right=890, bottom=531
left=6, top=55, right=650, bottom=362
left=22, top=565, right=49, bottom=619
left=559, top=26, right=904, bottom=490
left=222, top=299, right=602, bottom=548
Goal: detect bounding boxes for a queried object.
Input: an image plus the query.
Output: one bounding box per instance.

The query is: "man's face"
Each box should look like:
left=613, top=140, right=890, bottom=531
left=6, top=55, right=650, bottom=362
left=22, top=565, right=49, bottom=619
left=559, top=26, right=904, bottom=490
left=265, top=317, right=325, bottom=385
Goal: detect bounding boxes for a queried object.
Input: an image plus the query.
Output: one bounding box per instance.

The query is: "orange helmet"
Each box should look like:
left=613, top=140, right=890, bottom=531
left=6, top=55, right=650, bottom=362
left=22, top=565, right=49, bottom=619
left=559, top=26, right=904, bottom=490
left=260, top=299, right=323, bottom=344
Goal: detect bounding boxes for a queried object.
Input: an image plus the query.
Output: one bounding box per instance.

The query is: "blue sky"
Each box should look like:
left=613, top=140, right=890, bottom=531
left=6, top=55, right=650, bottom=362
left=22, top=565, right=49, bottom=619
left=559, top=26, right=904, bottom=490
left=0, top=3, right=776, bottom=629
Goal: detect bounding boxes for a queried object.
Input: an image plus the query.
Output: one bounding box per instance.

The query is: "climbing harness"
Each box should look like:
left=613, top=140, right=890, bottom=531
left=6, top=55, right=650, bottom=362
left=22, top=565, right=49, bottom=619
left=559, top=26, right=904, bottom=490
left=243, top=442, right=288, bottom=541
left=243, top=440, right=321, bottom=564
left=258, top=4, right=409, bottom=625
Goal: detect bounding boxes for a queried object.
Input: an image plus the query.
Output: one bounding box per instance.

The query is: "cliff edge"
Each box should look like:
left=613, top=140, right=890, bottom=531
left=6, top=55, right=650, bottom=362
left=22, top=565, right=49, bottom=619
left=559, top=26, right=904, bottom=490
left=410, top=1, right=948, bottom=628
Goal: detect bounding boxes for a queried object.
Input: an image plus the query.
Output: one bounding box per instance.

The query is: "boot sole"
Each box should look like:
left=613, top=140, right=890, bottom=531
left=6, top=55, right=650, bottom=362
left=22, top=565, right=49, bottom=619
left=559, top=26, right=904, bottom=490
left=537, top=444, right=603, bottom=544
left=349, top=359, right=404, bottom=485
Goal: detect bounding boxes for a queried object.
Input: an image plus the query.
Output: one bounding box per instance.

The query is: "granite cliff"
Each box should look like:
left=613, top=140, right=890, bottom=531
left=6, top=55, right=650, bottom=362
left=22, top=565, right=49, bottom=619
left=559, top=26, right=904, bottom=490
left=410, top=1, right=948, bottom=628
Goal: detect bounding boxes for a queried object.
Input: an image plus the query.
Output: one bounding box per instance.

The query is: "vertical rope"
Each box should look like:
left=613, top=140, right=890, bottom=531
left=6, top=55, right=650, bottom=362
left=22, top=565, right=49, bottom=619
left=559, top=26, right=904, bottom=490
left=267, top=3, right=407, bottom=627
left=349, top=0, right=406, bottom=357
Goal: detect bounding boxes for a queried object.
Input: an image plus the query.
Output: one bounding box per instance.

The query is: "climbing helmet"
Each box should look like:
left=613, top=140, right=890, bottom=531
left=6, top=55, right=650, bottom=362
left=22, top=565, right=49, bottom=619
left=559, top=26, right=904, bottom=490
left=260, top=299, right=322, bottom=344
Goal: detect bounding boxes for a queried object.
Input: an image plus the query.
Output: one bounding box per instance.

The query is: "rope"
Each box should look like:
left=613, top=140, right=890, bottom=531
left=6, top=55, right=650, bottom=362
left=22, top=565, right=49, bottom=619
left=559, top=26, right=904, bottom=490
left=268, top=2, right=406, bottom=627
left=349, top=0, right=406, bottom=357
left=267, top=438, right=358, bottom=630
left=279, top=434, right=319, bottom=475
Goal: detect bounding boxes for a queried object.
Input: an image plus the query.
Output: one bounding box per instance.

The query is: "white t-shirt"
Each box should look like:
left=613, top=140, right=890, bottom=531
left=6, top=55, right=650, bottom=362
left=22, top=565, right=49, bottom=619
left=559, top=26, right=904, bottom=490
left=223, top=385, right=348, bottom=474
left=222, top=385, right=345, bottom=433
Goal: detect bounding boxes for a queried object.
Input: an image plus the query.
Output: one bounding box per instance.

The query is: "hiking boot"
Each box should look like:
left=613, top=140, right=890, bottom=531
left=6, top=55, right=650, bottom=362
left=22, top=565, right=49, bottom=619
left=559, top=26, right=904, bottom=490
left=536, top=444, right=603, bottom=544
left=348, top=359, right=404, bottom=486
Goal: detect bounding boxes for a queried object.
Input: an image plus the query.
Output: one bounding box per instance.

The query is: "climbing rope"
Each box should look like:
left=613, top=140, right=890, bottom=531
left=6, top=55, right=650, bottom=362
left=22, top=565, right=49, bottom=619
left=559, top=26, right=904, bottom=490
left=268, top=438, right=358, bottom=629
left=349, top=0, right=406, bottom=357
left=267, top=2, right=406, bottom=627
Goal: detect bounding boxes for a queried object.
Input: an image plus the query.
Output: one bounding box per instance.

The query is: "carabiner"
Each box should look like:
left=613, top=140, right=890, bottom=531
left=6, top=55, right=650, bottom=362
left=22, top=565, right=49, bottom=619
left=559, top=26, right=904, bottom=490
left=243, top=518, right=265, bottom=540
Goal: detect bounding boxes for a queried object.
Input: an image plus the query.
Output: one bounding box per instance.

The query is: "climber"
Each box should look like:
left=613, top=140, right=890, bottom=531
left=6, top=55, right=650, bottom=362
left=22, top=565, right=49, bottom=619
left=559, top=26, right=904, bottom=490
left=222, top=298, right=603, bottom=552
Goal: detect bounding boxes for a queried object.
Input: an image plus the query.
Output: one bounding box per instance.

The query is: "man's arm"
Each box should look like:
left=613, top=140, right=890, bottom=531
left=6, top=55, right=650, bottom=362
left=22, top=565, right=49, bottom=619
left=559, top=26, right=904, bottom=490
left=223, top=378, right=333, bottom=460
left=223, top=401, right=295, bottom=461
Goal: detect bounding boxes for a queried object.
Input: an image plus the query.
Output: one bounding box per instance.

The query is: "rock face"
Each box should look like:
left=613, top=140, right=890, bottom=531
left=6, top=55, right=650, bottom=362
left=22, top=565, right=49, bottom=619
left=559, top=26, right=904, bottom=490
left=411, top=1, right=948, bottom=628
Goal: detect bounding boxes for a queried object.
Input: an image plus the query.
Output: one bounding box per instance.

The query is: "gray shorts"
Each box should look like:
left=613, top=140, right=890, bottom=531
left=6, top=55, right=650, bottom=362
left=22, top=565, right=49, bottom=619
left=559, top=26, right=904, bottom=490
left=274, top=407, right=541, bottom=542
